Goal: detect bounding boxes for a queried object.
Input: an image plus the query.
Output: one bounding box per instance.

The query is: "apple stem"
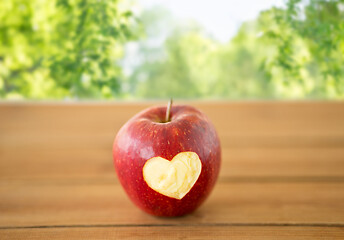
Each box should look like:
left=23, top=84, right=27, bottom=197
left=165, top=98, right=173, bottom=123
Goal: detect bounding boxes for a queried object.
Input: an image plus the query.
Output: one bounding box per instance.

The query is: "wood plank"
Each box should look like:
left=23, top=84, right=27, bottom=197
left=1, top=147, right=344, bottom=181
left=1, top=181, right=343, bottom=227
left=1, top=102, right=343, bottom=237
left=221, top=148, right=344, bottom=178
left=1, top=226, right=344, bottom=240
left=1, top=102, right=343, bottom=180
left=1, top=102, right=344, bottom=149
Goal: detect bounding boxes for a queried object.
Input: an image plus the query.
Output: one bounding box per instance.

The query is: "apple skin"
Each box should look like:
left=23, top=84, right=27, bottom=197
left=113, top=105, right=221, bottom=217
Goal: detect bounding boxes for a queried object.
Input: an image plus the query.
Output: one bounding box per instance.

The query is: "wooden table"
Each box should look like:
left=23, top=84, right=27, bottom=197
left=1, top=102, right=344, bottom=239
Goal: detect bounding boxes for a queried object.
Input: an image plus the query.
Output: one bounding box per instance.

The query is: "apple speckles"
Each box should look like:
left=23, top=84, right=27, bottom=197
left=113, top=104, right=221, bottom=216
left=139, top=146, right=154, bottom=160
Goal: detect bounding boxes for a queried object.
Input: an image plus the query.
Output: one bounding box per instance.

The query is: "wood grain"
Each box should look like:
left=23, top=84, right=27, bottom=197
left=1, top=226, right=344, bottom=240
left=1, top=147, right=344, bottom=181
left=1, top=102, right=343, bottom=238
left=1, top=102, right=344, bottom=181
left=1, top=181, right=343, bottom=227
left=1, top=102, right=344, bottom=144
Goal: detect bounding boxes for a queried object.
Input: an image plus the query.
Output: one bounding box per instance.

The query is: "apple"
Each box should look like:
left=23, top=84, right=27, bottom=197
left=112, top=101, right=221, bottom=216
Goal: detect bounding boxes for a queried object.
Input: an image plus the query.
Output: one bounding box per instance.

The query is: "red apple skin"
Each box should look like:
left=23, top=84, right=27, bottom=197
left=113, top=105, right=221, bottom=217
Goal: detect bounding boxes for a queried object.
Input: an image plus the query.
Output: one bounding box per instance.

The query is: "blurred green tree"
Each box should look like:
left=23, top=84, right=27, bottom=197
left=259, top=0, right=344, bottom=98
left=130, top=0, right=344, bottom=99
left=0, top=0, right=137, bottom=99
left=1, top=0, right=343, bottom=100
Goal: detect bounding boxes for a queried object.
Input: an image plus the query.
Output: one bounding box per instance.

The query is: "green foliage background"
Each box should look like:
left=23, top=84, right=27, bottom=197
left=0, top=0, right=137, bottom=99
left=1, top=0, right=343, bottom=100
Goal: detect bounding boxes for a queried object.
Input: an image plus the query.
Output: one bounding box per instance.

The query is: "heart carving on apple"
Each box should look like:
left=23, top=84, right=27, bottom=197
left=143, top=152, right=202, bottom=200
left=113, top=100, right=221, bottom=217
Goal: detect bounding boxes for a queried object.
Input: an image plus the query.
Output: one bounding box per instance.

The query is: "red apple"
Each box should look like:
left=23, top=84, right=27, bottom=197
left=112, top=101, right=221, bottom=216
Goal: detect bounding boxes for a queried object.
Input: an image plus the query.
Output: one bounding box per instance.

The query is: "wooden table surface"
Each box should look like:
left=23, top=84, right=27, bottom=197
left=1, top=101, right=344, bottom=239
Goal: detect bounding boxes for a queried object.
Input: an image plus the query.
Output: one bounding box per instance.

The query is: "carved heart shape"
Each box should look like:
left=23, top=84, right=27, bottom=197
left=143, top=152, right=202, bottom=200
